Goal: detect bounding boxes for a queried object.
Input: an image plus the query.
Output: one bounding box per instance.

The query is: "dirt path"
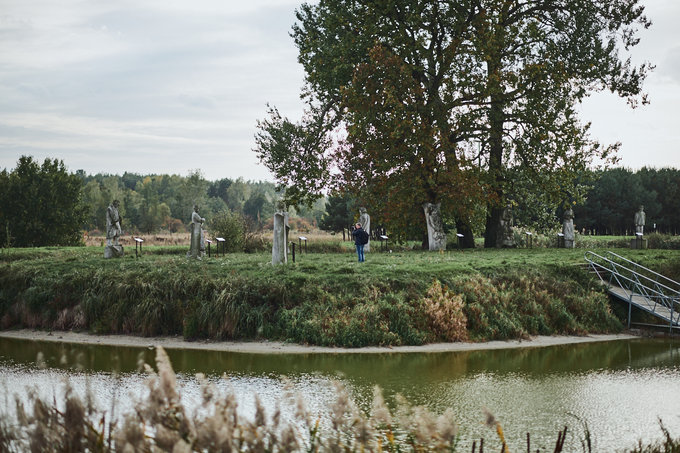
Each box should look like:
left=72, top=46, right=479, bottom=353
left=0, top=329, right=638, bottom=354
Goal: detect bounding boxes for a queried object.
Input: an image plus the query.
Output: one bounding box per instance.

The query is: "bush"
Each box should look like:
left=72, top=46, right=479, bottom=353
left=209, top=211, right=247, bottom=252
left=645, top=233, right=680, bottom=250
left=422, top=279, right=468, bottom=342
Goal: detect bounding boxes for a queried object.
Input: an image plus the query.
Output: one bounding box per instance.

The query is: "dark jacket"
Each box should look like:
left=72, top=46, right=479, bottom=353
left=352, top=227, right=367, bottom=246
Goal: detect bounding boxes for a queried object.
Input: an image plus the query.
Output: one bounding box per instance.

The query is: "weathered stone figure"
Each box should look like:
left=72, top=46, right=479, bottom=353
left=272, top=201, right=289, bottom=264
left=188, top=204, right=205, bottom=259
left=423, top=202, right=447, bottom=251
left=104, top=200, right=124, bottom=258
left=359, top=207, right=371, bottom=252
left=497, top=204, right=515, bottom=248
left=563, top=207, right=575, bottom=248
left=635, top=205, right=645, bottom=235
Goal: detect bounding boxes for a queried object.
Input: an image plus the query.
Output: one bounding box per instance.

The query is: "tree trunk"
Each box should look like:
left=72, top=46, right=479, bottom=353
left=483, top=49, right=505, bottom=248
left=423, top=202, right=447, bottom=251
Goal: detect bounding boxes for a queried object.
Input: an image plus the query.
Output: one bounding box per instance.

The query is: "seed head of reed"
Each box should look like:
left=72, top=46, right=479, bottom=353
left=371, top=386, right=392, bottom=427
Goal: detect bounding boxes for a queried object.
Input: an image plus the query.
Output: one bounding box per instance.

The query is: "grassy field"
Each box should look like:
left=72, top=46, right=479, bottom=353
left=1, top=240, right=679, bottom=346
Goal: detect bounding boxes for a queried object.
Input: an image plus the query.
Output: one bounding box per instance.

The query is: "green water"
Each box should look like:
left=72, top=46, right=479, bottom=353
left=1, top=336, right=679, bottom=451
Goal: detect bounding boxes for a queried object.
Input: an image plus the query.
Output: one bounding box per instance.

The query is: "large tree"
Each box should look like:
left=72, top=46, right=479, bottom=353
left=0, top=156, right=85, bottom=247
left=255, top=0, right=651, bottom=248
left=257, top=1, right=484, bottom=248
left=469, top=0, right=651, bottom=246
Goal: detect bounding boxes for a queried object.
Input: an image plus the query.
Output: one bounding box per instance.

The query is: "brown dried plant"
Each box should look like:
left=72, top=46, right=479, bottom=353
left=422, top=279, right=469, bottom=342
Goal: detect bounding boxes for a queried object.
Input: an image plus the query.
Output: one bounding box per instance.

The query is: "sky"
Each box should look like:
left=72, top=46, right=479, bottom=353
left=1, top=0, right=679, bottom=182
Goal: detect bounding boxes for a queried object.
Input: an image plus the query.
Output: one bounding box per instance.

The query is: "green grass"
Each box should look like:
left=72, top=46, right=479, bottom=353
left=2, top=243, right=679, bottom=346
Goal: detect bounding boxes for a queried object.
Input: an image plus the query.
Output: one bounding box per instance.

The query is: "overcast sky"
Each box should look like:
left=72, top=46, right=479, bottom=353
left=1, top=0, right=679, bottom=182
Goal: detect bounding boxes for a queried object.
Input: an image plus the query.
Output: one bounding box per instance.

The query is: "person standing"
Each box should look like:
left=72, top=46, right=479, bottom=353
left=359, top=207, right=371, bottom=252
left=352, top=222, right=367, bottom=262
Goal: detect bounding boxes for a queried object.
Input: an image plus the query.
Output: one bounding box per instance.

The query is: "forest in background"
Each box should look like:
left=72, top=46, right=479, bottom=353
left=0, top=156, right=679, bottom=247
left=77, top=170, right=326, bottom=235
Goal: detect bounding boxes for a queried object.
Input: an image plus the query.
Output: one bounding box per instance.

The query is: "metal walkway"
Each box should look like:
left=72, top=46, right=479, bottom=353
left=585, top=251, right=680, bottom=330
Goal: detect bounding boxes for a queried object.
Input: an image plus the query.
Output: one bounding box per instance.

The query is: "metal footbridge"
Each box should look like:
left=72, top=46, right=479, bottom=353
left=585, top=251, right=680, bottom=331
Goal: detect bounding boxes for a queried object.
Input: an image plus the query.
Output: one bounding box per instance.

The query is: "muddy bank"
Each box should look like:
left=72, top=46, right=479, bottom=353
left=0, top=329, right=637, bottom=354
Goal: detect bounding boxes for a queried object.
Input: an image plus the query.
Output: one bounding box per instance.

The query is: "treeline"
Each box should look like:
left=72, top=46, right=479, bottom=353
left=574, top=167, right=680, bottom=235
left=327, top=167, right=680, bottom=238
left=0, top=156, right=328, bottom=247
left=78, top=171, right=327, bottom=234
left=1, top=156, right=679, bottom=248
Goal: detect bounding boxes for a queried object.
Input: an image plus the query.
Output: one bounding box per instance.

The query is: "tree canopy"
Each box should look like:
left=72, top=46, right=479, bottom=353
left=254, top=0, right=651, bottom=248
left=0, top=156, right=86, bottom=247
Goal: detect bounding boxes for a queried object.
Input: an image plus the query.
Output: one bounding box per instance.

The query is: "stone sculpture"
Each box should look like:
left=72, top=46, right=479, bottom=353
left=423, top=202, right=447, bottom=251
left=188, top=204, right=205, bottom=259
left=104, top=200, right=124, bottom=258
left=635, top=205, right=645, bottom=235
left=272, top=201, right=289, bottom=264
left=562, top=207, right=575, bottom=248
left=359, top=207, right=371, bottom=252
left=497, top=204, right=515, bottom=248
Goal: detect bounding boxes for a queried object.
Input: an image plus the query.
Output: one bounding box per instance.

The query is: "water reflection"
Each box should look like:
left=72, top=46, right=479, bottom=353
left=2, top=337, right=678, bottom=378
left=1, top=337, right=679, bottom=451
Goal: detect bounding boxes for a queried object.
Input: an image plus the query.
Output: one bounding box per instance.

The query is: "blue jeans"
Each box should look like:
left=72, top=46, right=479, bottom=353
left=355, top=244, right=365, bottom=262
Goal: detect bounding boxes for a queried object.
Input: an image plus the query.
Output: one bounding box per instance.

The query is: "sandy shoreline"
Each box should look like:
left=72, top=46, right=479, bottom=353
left=0, top=329, right=639, bottom=354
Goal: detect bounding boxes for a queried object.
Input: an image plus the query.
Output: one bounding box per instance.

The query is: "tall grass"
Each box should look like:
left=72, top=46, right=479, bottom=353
left=2, top=247, right=680, bottom=346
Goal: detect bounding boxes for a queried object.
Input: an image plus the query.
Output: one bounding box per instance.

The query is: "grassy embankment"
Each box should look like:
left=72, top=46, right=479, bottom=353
left=1, top=237, right=679, bottom=346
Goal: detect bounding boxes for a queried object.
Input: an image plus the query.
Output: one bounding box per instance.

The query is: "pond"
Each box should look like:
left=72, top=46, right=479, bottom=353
left=1, top=336, right=679, bottom=451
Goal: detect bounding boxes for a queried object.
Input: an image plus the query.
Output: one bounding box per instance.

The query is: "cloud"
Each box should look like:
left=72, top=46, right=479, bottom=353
left=0, top=0, right=306, bottom=180
left=662, top=46, right=680, bottom=85
left=1, top=0, right=677, bottom=181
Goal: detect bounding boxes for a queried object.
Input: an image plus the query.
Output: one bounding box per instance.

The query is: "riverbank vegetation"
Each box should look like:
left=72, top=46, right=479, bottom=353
left=3, top=245, right=678, bottom=346
left=1, top=346, right=677, bottom=452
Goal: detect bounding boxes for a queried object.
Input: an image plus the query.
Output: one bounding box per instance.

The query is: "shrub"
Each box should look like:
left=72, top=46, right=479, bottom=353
left=422, top=279, right=468, bottom=342
left=209, top=210, right=247, bottom=252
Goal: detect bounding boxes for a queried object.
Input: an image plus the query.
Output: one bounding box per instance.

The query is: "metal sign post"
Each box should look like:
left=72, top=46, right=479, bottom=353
left=216, top=237, right=226, bottom=257
left=134, top=237, right=144, bottom=258
left=380, top=235, right=388, bottom=251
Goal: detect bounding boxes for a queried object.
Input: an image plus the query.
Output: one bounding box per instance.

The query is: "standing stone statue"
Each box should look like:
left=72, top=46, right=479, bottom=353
left=563, top=207, right=575, bottom=248
left=634, top=205, right=646, bottom=235
left=104, top=200, right=124, bottom=258
left=359, top=207, right=371, bottom=252
left=272, top=201, right=289, bottom=264
left=188, top=204, right=205, bottom=259
left=423, top=202, right=447, bottom=251
left=497, top=204, right=515, bottom=248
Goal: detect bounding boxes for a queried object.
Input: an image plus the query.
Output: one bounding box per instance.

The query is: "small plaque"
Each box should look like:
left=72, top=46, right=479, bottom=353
left=134, top=237, right=144, bottom=243
left=380, top=235, right=388, bottom=240
left=216, top=237, right=226, bottom=242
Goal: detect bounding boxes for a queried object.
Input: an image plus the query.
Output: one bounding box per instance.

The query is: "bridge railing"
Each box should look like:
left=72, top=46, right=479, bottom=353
left=605, top=251, right=680, bottom=292
left=585, top=251, right=680, bottom=326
